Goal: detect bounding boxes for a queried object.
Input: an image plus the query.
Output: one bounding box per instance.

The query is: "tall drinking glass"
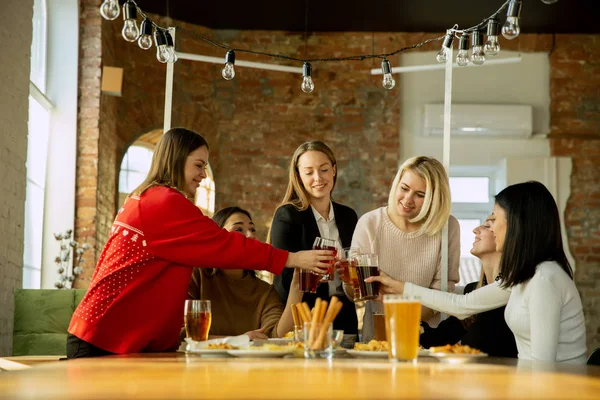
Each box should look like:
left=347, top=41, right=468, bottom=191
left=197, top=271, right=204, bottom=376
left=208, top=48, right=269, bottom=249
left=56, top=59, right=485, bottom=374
left=355, top=253, right=380, bottom=300
left=184, top=300, right=212, bottom=342
left=337, top=247, right=361, bottom=300
left=383, top=294, right=421, bottom=363
left=312, top=237, right=338, bottom=281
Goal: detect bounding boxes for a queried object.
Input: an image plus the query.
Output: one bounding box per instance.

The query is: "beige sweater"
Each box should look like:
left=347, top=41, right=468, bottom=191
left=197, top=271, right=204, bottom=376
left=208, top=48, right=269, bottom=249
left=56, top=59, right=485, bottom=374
left=351, top=207, right=461, bottom=339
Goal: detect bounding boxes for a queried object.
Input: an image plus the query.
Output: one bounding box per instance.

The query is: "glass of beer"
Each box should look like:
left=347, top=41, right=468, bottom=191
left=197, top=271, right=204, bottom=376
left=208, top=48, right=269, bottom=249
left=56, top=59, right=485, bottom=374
left=373, top=313, right=387, bottom=341
left=298, top=270, right=321, bottom=293
left=184, top=300, right=212, bottom=342
left=383, top=294, right=421, bottom=363
left=313, top=237, right=338, bottom=281
left=355, top=253, right=380, bottom=300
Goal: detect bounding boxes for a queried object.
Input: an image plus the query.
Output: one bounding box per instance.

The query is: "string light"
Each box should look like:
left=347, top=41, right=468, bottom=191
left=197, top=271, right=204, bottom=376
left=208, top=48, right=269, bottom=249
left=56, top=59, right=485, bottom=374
left=381, top=59, right=395, bottom=90
left=471, top=30, right=486, bottom=65
left=456, top=35, right=470, bottom=66
left=154, top=29, right=170, bottom=63
left=138, top=19, right=153, bottom=50
left=436, top=31, right=454, bottom=63
left=301, top=62, right=314, bottom=93
left=99, top=0, right=119, bottom=21
left=164, top=31, right=178, bottom=63
left=121, top=1, right=140, bottom=42
left=502, top=0, right=522, bottom=40
left=485, top=18, right=501, bottom=56
left=222, top=50, right=236, bottom=80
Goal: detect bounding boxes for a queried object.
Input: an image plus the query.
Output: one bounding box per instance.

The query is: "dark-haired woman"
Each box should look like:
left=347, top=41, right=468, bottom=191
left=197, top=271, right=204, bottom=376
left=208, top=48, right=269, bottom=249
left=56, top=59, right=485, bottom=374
left=367, top=181, right=587, bottom=363
left=187, top=206, right=301, bottom=340
left=67, top=128, right=333, bottom=358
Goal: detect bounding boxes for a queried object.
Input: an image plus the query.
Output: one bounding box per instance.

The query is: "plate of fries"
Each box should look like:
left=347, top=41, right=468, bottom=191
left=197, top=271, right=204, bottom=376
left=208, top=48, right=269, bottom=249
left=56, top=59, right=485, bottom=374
left=227, top=343, right=295, bottom=358
left=428, top=344, right=487, bottom=363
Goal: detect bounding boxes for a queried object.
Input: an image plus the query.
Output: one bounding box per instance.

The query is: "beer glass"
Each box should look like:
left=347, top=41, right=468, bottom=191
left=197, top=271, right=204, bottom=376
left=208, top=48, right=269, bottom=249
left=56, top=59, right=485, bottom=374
left=355, top=253, right=380, bottom=300
left=312, top=237, right=338, bottom=281
left=383, top=294, right=421, bottom=363
left=184, top=300, right=212, bottom=342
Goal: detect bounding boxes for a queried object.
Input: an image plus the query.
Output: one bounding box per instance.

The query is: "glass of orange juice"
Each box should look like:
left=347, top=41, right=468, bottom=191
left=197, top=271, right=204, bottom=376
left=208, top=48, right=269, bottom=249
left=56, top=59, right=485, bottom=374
left=383, top=294, right=421, bottom=363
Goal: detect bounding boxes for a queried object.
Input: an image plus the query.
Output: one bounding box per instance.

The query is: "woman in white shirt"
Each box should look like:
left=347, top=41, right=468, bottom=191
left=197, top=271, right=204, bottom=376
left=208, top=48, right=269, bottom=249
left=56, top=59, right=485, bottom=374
left=367, top=181, right=587, bottom=364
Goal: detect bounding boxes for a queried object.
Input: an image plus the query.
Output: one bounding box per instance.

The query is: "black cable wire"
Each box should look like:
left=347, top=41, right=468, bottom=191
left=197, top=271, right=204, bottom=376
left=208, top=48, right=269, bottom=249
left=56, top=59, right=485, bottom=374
left=130, top=0, right=511, bottom=64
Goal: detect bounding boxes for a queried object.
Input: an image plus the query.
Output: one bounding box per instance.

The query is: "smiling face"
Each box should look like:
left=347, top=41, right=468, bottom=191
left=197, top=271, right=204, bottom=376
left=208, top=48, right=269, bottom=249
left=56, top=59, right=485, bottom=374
left=223, top=212, right=256, bottom=239
left=489, top=203, right=508, bottom=252
left=297, top=150, right=336, bottom=202
left=394, top=170, right=426, bottom=219
left=183, top=145, right=209, bottom=198
left=471, top=216, right=497, bottom=258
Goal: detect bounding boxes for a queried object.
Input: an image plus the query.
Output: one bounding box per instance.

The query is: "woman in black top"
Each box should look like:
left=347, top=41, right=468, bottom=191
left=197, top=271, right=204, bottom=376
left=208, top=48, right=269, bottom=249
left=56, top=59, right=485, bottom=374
left=420, top=217, right=517, bottom=357
left=269, top=141, right=359, bottom=334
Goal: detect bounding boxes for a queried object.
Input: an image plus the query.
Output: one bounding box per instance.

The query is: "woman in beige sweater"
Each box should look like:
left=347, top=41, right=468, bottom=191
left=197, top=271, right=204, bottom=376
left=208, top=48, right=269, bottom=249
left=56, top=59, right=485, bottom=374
left=188, top=207, right=302, bottom=340
left=350, top=156, right=460, bottom=340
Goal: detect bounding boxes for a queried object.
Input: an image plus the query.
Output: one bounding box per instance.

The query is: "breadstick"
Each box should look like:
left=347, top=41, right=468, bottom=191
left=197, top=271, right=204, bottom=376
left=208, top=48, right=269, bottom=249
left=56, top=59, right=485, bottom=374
left=291, top=304, right=300, bottom=327
left=301, top=302, right=311, bottom=324
left=297, top=303, right=309, bottom=324
left=312, top=301, right=344, bottom=350
left=307, top=298, right=322, bottom=348
left=318, top=300, right=328, bottom=323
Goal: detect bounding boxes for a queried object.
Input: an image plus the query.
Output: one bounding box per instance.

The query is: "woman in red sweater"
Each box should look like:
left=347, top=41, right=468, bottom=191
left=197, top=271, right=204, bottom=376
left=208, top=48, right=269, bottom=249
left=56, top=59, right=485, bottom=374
left=67, top=128, right=332, bottom=358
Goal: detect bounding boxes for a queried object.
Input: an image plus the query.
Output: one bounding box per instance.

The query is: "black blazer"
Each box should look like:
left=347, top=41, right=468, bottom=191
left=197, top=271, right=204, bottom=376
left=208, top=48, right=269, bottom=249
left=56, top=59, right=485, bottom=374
left=270, top=202, right=359, bottom=334
left=419, top=282, right=518, bottom=358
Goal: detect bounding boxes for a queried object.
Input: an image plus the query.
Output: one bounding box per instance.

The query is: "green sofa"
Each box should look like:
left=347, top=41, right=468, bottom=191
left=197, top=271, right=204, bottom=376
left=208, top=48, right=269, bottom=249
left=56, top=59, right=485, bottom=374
left=12, top=289, right=86, bottom=356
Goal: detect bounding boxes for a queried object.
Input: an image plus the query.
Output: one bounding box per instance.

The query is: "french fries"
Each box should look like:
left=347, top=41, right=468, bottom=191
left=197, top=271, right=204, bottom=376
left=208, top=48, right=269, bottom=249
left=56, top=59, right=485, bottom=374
left=429, top=344, right=482, bottom=354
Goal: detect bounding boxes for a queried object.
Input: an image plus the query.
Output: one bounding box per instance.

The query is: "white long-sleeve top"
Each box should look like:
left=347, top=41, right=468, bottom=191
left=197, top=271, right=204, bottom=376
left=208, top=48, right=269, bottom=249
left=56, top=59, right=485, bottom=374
left=404, top=261, right=587, bottom=364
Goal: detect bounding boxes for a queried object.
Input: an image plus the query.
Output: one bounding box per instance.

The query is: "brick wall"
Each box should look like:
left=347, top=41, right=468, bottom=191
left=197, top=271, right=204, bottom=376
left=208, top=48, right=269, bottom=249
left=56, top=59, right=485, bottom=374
left=0, top=0, right=32, bottom=356
left=76, top=16, right=599, bottom=352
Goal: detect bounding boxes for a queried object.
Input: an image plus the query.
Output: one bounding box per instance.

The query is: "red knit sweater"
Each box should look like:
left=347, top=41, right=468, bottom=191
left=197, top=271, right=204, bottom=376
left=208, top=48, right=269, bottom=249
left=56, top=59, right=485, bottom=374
left=68, top=186, right=288, bottom=353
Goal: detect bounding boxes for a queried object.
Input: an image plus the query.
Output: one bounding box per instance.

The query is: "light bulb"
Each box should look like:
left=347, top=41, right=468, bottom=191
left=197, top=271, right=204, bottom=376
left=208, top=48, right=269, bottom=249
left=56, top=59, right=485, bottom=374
left=169, top=49, right=178, bottom=63
left=121, top=2, right=139, bottom=42
left=164, top=31, right=178, bottom=63
left=122, top=20, right=140, bottom=42
left=471, top=45, right=485, bottom=65
left=100, top=0, right=119, bottom=20
left=502, top=0, right=522, bottom=40
left=381, top=59, right=395, bottom=90
left=541, top=0, right=558, bottom=3
left=484, top=18, right=501, bottom=57
left=222, top=50, right=236, bottom=80
left=137, top=19, right=153, bottom=50
left=154, top=30, right=170, bottom=63
left=301, top=62, right=314, bottom=93
left=456, top=35, right=470, bottom=67
left=502, top=16, right=520, bottom=40
left=471, top=30, right=485, bottom=65
left=436, top=30, right=454, bottom=63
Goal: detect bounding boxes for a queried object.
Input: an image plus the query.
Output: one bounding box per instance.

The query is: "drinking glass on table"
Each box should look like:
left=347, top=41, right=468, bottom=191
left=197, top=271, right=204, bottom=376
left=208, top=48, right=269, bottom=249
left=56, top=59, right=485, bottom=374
left=312, top=237, right=338, bottom=282
left=355, top=253, right=380, bottom=300
left=184, top=300, right=212, bottom=342
left=304, top=321, right=333, bottom=359
left=384, top=294, right=421, bottom=363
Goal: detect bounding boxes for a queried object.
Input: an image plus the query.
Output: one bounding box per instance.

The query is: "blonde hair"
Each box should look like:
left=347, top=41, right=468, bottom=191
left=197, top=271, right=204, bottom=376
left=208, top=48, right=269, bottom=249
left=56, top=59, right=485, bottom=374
left=131, top=128, right=209, bottom=198
left=388, top=156, right=451, bottom=236
left=266, top=141, right=337, bottom=243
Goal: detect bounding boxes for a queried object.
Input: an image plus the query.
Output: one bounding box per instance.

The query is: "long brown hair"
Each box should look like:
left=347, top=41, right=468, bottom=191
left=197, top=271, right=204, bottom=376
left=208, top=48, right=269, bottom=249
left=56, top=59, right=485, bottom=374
left=131, top=127, right=209, bottom=198
left=266, top=141, right=337, bottom=243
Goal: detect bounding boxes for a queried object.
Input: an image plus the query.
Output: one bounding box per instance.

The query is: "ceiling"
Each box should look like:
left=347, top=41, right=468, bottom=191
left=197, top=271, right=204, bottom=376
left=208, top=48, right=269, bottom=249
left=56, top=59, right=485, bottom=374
left=139, top=0, right=599, bottom=34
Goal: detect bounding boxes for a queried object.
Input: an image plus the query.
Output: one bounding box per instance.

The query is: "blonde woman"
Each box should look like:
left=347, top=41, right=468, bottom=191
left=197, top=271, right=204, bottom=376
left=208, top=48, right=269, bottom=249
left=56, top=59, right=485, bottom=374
left=269, top=141, right=359, bottom=335
left=351, top=156, right=460, bottom=341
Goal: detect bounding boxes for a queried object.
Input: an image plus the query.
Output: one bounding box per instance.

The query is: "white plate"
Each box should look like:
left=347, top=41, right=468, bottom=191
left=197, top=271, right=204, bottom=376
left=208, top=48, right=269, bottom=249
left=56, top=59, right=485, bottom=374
left=227, top=349, right=293, bottom=358
left=252, top=338, right=294, bottom=346
left=428, top=351, right=488, bottom=363
left=184, top=348, right=231, bottom=357
left=346, top=350, right=388, bottom=359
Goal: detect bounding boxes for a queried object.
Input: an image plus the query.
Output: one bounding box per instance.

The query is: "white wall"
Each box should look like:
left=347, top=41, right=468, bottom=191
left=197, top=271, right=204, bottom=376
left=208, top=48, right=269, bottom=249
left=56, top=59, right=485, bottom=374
left=399, top=51, right=551, bottom=166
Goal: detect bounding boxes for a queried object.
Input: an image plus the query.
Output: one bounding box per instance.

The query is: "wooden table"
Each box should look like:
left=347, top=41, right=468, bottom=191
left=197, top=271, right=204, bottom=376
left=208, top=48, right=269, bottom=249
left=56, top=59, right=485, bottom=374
left=1, top=353, right=598, bottom=399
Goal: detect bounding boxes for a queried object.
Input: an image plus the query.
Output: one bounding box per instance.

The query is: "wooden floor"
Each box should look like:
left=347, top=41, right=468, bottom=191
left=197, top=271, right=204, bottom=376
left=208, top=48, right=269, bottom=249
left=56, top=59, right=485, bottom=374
left=1, top=353, right=599, bottom=399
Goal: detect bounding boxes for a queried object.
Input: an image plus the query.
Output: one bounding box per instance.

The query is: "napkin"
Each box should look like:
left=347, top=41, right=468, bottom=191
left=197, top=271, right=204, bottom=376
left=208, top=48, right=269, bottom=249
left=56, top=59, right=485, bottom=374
left=180, top=334, right=251, bottom=352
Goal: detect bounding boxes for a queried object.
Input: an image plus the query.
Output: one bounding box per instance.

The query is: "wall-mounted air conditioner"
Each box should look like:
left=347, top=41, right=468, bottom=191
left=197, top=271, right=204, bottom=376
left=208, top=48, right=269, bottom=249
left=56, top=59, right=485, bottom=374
left=423, top=104, right=533, bottom=138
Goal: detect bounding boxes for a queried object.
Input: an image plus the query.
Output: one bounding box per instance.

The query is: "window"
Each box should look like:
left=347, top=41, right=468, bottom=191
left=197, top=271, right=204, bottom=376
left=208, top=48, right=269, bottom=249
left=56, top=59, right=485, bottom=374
left=119, top=145, right=154, bottom=194
left=195, top=172, right=215, bottom=216
left=23, top=0, right=51, bottom=289
left=450, top=167, right=497, bottom=287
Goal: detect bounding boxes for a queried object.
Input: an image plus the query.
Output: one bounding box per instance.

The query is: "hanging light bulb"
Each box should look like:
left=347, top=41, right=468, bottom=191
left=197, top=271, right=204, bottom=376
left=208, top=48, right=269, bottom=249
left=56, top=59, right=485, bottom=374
left=471, top=30, right=486, bottom=65
left=484, top=18, right=501, bottom=57
left=222, top=50, right=236, bottom=80
left=121, top=1, right=140, bottom=42
left=502, top=0, right=522, bottom=40
left=100, top=0, right=120, bottom=20
left=164, top=30, right=178, bottom=63
left=301, top=62, right=314, bottom=93
left=541, top=0, right=558, bottom=3
left=436, top=30, right=454, bottom=63
left=137, top=19, right=153, bottom=50
left=154, top=30, right=170, bottom=63
left=381, top=59, right=395, bottom=90
left=456, top=35, right=470, bottom=67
